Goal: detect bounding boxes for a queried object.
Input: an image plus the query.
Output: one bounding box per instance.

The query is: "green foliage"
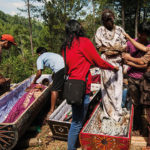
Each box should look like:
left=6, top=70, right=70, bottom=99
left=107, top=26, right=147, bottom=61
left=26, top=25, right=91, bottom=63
left=0, top=52, right=37, bottom=83
left=1, top=0, right=150, bottom=83
left=0, top=10, right=50, bottom=83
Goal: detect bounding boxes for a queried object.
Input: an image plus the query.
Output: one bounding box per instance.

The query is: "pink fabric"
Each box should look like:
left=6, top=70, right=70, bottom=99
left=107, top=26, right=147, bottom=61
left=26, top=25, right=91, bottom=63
left=127, top=39, right=150, bottom=79
left=3, top=84, right=45, bottom=123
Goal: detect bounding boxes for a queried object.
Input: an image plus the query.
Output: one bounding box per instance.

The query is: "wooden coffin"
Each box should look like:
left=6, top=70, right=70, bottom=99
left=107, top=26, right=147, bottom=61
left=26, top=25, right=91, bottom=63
left=0, top=74, right=52, bottom=150
left=47, top=67, right=101, bottom=141
left=79, top=103, right=134, bottom=150
left=47, top=90, right=101, bottom=141
left=47, top=100, right=71, bottom=140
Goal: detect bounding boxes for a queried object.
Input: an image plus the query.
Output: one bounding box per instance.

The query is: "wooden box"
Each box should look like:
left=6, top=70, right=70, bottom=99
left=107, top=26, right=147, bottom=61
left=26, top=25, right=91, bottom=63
left=0, top=74, right=52, bottom=150
left=47, top=100, right=72, bottom=140
left=79, top=103, right=134, bottom=150
left=47, top=90, right=101, bottom=141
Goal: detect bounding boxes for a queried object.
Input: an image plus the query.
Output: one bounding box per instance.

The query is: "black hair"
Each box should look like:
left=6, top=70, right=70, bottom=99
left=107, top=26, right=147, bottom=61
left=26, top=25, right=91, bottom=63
left=138, top=21, right=150, bottom=35
left=41, top=78, right=50, bottom=86
left=61, top=19, right=85, bottom=51
left=101, top=9, right=115, bottom=24
left=36, top=47, right=47, bottom=54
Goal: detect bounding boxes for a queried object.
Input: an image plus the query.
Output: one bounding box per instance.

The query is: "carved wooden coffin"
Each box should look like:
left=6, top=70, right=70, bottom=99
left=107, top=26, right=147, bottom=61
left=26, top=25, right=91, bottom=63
left=47, top=100, right=71, bottom=140
left=0, top=74, right=52, bottom=150
left=47, top=90, right=101, bottom=141
left=79, top=103, right=134, bottom=150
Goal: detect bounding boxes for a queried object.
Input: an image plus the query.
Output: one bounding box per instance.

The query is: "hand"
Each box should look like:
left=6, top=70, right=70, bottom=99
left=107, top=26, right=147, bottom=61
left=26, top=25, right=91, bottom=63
left=122, top=32, right=131, bottom=40
left=122, top=53, right=131, bottom=60
left=125, top=60, right=132, bottom=66
left=146, top=47, right=150, bottom=52
left=113, top=66, right=119, bottom=72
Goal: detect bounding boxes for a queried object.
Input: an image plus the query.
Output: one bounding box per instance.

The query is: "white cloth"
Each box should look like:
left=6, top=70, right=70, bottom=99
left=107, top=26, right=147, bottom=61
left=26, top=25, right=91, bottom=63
left=95, top=25, right=127, bottom=122
left=100, top=54, right=123, bottom=121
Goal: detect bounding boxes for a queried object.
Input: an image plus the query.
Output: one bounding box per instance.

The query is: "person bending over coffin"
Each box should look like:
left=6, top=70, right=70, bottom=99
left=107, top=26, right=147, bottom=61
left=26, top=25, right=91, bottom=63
left=32, top=47, right=65, bottom=118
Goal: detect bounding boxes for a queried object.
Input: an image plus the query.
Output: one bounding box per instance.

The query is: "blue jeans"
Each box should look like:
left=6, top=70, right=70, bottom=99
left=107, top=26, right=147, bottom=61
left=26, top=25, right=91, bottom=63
left=122, top=88, right=128, bottom=108
left=67, top=94, right=90, bottom=150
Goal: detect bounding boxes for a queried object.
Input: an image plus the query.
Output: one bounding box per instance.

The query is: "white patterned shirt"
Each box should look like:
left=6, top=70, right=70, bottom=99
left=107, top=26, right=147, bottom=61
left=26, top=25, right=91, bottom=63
left=95, top=25, right=127, bottom=51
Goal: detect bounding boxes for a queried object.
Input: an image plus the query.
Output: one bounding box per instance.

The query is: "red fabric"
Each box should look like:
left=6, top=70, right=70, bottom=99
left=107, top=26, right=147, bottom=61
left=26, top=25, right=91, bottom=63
left=62, top=37, right=114, bottom=93
left=91, top=74, right=101, bottom=84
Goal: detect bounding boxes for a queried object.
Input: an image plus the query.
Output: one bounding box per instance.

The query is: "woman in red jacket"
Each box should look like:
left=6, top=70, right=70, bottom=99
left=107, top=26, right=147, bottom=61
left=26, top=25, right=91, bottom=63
left=61, top=20, right=118, bottom=150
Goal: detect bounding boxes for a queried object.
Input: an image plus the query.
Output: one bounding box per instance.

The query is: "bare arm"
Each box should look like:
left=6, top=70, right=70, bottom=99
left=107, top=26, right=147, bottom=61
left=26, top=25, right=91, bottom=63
left=124, top=33, right=147, bottom=52
left=122, top=53, right=145, bottom=65
left=126, top=60, right=147, bottom=68
left=32, top=70, right=42, bottom=84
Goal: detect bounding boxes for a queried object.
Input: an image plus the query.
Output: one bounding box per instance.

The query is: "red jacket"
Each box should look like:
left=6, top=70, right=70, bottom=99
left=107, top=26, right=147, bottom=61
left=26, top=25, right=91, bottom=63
left=62, top=37, right=114, bottom=93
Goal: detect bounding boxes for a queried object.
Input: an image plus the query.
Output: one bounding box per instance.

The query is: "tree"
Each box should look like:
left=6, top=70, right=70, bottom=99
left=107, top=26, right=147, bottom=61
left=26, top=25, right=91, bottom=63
left=27, top=0, right=34, bottom=56
left=19, top=0, right=38, bottom=56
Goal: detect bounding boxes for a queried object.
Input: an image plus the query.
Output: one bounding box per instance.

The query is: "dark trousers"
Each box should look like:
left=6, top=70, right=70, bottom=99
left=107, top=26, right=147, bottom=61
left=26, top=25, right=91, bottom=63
left=128, top=76, right=142, bottom=130
left=141, top=106, right=150, bottom=145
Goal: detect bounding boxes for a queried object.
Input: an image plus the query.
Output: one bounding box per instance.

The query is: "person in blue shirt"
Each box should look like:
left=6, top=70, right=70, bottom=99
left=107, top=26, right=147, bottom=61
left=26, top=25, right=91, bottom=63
left=32, top=47, right=65, bottom=117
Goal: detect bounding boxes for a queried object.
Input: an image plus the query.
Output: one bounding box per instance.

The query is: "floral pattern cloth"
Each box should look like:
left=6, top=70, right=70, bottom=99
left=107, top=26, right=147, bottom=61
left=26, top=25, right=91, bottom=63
left=95, top=25, right=127, bottom=122
left=95, top=25, right=127, bottom=50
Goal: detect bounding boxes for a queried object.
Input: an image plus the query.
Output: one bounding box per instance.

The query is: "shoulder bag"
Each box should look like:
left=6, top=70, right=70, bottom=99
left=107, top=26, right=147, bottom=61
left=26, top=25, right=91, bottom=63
left=63, top=48, right=88, bottom=105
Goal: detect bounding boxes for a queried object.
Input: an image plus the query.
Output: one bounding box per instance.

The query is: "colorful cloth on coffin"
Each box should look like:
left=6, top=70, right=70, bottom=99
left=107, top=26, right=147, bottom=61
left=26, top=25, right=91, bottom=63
left=3, top=84, right=45, bottom=123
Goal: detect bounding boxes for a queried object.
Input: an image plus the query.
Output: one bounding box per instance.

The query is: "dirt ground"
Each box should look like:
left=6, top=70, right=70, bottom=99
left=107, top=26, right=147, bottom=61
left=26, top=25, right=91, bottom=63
left=12, top=123, right=64, bottom=150
left=13, top=121, right=82, bottom=150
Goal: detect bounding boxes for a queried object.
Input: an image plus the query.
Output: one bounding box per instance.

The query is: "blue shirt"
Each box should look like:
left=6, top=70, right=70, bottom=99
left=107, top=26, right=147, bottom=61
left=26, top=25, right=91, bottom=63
left=37, top=52, right=64, bottom=73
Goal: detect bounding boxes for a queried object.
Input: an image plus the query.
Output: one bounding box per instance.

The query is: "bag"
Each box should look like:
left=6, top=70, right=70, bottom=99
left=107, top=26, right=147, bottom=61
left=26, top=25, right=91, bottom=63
left=63, top=79, right=86, bottom=105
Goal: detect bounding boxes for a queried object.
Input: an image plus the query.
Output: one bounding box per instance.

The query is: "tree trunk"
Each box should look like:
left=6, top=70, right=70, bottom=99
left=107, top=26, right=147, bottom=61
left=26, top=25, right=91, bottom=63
left=143, top=7, right=147, bottom=22
left=138, top=7, right=141, bottom=23
left=135, top=0, right=139, bottom=38
left=92, top=0, right=95, bottom=34
left=121, top=1, right=125, bottom=29
left=19, top=35, right=24, bottom=58
left=27, top=0, right=34, bottom=56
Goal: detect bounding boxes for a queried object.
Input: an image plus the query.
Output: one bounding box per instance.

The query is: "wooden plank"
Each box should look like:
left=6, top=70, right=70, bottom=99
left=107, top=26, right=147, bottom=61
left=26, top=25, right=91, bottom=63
left=130, top=136, right=148, bottom=150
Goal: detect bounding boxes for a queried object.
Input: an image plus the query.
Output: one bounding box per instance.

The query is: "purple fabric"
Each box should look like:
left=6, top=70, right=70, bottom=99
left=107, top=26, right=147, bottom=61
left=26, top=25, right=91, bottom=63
left=127, top=39, right=150, bottom=79
left=0, top=74, right=52, bottom=123
left=3, top=84, right=45, bottom=123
